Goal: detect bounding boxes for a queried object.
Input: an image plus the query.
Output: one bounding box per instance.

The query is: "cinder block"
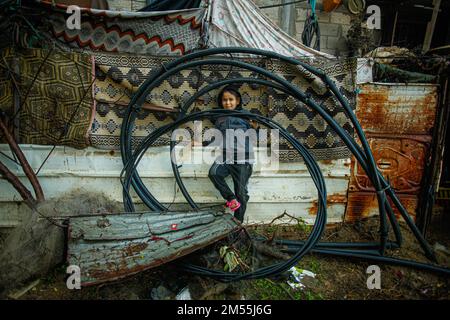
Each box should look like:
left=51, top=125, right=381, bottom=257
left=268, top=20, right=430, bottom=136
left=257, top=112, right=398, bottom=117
left=320, top=36, right=328, bottom=48
left=296, top=8, right=308, bottom=21
left=327, top=36, right=340, bottom=49
left=330, top=12, right=352, bottom=25
left=319, top=23, right=339, bottom=36
left=340, top=24, right=352, bottom=37
left=327, top=36, right=348, bottom=55
left=316, top=11, right=331, bottom=23
left=295, top=21, right=306, bottom=35
left=108, top=0, right=131, bottom=11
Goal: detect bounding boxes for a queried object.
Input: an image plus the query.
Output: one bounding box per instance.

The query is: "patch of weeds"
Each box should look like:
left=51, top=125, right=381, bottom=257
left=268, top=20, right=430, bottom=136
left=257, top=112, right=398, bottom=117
left=38, top=263, right=68, bottom=287
left=309, top=259, right=321, bottom=274
left=302, top=290, right=324, bottom=300
left=295, top=218, right=312, bottom=234
left=247, top=279, right=307, bottom=300
left=250, top=279, right=289, bottom=300
left=265, top=225, right=277, bottom=235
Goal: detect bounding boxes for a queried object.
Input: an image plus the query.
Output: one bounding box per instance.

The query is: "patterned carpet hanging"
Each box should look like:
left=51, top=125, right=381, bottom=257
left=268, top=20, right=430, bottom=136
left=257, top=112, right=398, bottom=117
left=89, top=51, right=357, bottom=161
left=0, top=47, right=95, bottom=149
left=1, top=1, right=358, bottom=162
left=32, top=0, right=205, bottom=56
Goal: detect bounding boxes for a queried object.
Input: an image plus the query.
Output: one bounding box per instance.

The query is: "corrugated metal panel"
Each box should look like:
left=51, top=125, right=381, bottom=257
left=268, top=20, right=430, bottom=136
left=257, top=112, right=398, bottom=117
left=356, top=83, right=438, bottom=135
left=68, top=210, right=239, bottom=285
left=0, top=144, right=350, bottom=227
left=346, top=82, right=438, bottom=222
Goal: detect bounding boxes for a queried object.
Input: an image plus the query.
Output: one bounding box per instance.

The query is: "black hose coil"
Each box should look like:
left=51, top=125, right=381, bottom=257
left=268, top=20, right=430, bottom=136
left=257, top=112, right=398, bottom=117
left=120, top=47, right=450, bottom=280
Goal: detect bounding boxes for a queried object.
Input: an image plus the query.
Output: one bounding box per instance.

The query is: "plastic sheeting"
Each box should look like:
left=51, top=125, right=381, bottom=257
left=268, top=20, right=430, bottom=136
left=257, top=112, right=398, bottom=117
left=207, top=0, right=335, bottom=59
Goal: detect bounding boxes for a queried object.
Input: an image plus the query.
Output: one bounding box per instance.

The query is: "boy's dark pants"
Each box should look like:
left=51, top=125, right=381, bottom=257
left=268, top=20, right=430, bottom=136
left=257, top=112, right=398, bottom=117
left=208, top=163, right=253, bottom=223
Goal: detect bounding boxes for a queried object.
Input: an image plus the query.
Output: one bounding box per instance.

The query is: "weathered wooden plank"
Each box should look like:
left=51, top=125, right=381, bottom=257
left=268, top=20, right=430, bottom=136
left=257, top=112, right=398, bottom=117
left=70, top=211, right=218, bottom=240
left=67, top=211, right=239, bottom=285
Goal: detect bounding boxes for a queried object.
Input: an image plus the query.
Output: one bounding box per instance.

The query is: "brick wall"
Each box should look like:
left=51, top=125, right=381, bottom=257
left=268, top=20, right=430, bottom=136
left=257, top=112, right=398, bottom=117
left=255, top=0, right=356, bottom=56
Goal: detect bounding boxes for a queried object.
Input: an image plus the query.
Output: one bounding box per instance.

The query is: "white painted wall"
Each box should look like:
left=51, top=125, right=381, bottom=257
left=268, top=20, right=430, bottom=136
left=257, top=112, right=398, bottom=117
left=0, top=144, right=350, bottom=227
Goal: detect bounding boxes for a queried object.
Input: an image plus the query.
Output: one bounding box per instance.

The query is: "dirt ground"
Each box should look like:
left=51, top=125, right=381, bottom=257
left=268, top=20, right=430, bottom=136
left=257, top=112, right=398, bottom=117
left=4, top=206, right=450, bottom=300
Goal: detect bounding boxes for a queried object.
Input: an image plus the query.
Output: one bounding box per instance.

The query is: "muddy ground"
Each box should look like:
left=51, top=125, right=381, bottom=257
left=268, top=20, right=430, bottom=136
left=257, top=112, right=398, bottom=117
left=3, top=206, right=450, bottom=300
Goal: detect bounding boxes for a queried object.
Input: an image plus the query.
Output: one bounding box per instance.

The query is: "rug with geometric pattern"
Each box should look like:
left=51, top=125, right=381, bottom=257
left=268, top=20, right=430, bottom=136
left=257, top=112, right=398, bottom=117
left=90, top=51, right=357, bottom=162
left=0, top=47, right=95, bottom=149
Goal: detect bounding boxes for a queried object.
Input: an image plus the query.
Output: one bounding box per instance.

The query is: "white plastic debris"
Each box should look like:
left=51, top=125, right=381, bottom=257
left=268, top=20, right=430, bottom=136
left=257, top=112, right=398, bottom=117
left=175, top=287, right=192, bottom=300
left=434, top=242, right=450, bottom=255
left=287, top=266, right=316, bottom=290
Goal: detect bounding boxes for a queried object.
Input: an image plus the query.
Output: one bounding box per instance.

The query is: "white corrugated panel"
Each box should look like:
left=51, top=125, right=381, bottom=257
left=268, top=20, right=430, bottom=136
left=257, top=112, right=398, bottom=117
left=0, top=144, right=350, bottom=227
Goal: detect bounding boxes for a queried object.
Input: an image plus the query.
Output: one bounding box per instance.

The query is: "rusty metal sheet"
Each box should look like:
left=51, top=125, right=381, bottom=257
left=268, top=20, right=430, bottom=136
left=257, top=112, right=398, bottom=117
left=67, top=210, right=239, bottom=286
left=345, top=192, right=417, bottom=222
left=349, top=135, right=431, bottom=194
left=307, top=193, right=348, bottom=216
left=356, top=83, right=438, bottom=135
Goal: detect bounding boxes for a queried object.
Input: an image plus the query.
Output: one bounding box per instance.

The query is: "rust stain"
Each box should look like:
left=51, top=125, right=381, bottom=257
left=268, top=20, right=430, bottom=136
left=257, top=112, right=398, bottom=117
left=357, top=89, right=388, bottom=133
left=349, top=83, right=437, bottom=222
left=328, top=194, right=347, bottom=203
left=124, top=242, right=149, bottom=256
left=96, top=218, right=111, bottom=228
left=308, top=193, right=347, bottom=215
left=356, top=84, right=437, bottom=135
left=109, top=150, right=115, bottom=156
left=345, top=192, right=417, bottom=222
left=308, top=201, right=318, bottom=216
left=274, top=169, right=308, bottom=174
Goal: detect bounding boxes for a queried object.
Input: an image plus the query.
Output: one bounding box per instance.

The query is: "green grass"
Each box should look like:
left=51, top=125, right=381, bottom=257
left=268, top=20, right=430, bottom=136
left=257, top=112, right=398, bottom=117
left=295, top=218, right=312, bottom=234
left=308, top=258, right=321, bottom=274
left=302, top=290, right=324, bottom=300
left=247, top=278, right=323, bottom=300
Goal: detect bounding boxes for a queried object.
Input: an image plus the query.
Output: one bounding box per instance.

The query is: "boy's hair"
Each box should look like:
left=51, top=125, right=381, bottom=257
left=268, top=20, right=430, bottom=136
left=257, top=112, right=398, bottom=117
left=217, top=85, right=243, bottom=110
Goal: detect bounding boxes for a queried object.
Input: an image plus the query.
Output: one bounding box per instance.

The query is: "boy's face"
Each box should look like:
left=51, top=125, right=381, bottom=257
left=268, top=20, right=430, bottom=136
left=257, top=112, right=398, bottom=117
left=221, top=91, right=240, bottom=110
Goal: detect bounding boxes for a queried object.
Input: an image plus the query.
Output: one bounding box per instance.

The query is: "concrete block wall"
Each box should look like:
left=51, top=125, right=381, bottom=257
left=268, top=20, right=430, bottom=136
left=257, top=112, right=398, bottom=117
left=255, top=0, right=355, bottom=56
left=107, top=0, right=147, bottom=11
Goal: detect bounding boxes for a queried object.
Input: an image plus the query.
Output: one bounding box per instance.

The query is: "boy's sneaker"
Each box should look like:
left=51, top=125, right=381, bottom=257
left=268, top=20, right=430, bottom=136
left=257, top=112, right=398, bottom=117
left=226, top=199, right=241, bottom=212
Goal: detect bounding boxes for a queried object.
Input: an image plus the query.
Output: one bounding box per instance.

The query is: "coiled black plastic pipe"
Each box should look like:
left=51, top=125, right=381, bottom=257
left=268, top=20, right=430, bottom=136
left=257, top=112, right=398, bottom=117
left=120, top=47, right=450, bottom=280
